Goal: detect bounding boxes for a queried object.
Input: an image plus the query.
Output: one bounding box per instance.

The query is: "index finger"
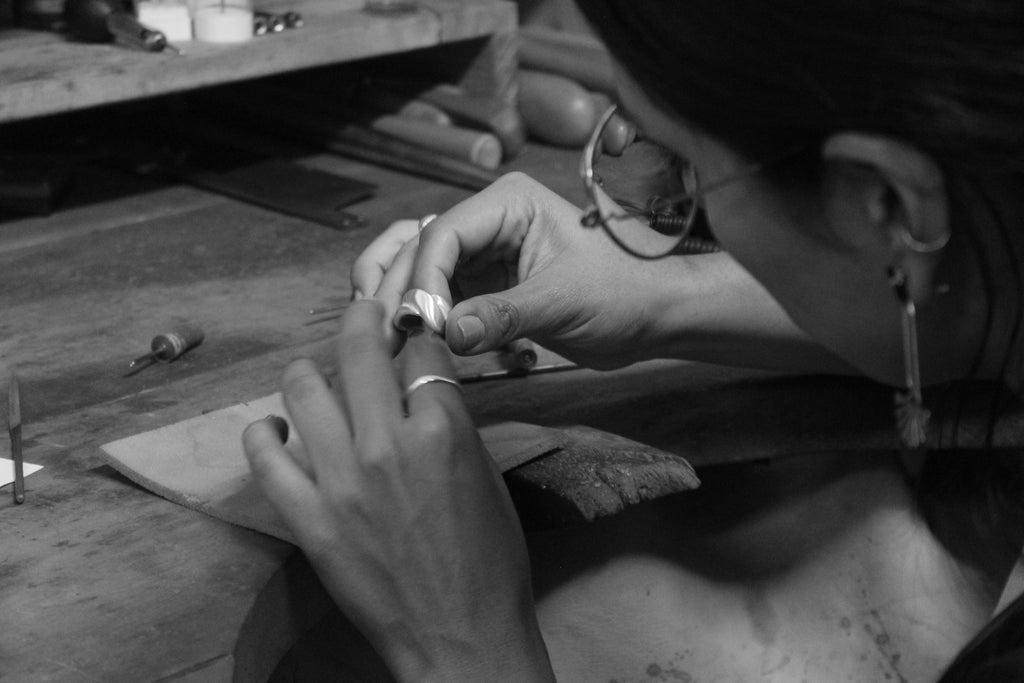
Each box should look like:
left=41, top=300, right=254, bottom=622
left=350, top=218, right=420, bottom=299
left=410, top=173, right=538, bottom=303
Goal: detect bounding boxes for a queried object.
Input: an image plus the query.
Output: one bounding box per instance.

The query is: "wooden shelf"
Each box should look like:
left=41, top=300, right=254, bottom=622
left=0, top=0, right=517, bottom=123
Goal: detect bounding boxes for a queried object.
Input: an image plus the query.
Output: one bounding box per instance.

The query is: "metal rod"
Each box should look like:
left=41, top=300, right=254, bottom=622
left=458, top=362, right=578, bottom=384
left=6, top=368, right=24, bottom=504
left=308, top=304, right=348, bottom=315
left=128, top=352, right=158, bottom=370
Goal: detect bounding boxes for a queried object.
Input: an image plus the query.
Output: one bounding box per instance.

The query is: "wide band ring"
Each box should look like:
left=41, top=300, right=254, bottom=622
left=405, top=374, right=461, bottom=398
left=394, top=288, right=451, bottom=335
left=418, top=214, right=438, bottom=232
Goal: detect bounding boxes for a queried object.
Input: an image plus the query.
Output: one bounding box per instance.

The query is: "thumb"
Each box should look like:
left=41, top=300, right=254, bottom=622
left=446, top=286, right=542, bottom=355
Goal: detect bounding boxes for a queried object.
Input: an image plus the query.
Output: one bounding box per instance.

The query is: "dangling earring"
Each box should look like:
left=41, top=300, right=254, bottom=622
left=888, top=266, right=930, bottom=449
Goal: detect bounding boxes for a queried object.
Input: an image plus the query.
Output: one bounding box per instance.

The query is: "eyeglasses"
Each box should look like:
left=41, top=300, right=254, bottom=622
left=580, top=105, right=775, bottom=260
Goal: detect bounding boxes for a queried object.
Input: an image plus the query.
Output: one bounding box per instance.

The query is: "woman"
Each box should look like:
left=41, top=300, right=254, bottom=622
left=243, top=2, right=1024, bottom=680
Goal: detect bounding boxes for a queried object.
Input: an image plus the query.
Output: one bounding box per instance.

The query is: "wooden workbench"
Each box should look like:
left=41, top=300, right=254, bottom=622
left=0, top=128, right=903, bottom=681
left=0, top=91, right=688, bottom=679
left=0, top=28, right=905, bottom=680
left=0, top=0, right=518, bottom=123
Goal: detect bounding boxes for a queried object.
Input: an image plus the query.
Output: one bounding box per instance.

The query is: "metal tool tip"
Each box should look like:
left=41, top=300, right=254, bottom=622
left=129, top=352, right=155, bottom=368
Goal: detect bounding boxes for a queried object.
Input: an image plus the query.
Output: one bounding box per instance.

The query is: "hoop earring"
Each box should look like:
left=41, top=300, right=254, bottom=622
left=896, top=225, right=950, bottom=254
left=888, top=266, right=930, bottom=449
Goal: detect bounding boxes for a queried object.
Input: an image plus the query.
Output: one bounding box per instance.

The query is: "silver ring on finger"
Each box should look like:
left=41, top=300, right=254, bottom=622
left=418, top=214, right=438, bottom=233
left=405, top=374, right=461, bottom=399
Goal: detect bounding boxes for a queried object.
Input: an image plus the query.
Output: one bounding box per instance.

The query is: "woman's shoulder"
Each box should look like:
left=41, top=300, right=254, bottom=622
left=528, top=453, right=988, bottom=682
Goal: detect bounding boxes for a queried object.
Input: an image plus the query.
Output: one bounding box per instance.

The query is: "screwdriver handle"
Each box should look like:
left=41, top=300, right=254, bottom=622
left=106, top=11, right=169, bottom=52
left=127, top=324, right=205, bottom=373
left=502, top=339, right=538, bottom=373
left=150, top=325, right=205, bottom=361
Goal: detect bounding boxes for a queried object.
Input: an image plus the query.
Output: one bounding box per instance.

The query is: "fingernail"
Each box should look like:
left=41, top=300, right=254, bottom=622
left=456, top=315, right=485, bottom=348
left=265, top=414, right=289, bottom=442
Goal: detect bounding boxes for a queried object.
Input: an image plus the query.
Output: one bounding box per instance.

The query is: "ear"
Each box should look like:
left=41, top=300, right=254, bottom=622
left=821, top=133, right=950, bottom=302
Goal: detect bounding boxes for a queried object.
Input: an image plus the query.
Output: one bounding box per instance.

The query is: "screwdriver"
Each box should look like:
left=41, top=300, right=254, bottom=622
left=64, top=0, right=184, bottom=54
left=126, top=324, right=205, bottom=375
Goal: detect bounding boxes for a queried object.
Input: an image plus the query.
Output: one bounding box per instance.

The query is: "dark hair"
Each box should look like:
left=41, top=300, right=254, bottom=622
left=574, top=2, right=1024, bottom=680
left=577, top=0, right=1024, bottom=174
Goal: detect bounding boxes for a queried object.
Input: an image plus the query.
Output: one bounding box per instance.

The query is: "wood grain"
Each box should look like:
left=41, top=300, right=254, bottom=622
left=0, top=121, right=583, bottom=680
left=0, top=0, right=517, bottom=123
left=0, top=85, right=917, bottom=681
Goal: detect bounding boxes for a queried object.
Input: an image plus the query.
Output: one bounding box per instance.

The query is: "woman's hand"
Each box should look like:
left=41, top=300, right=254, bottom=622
left=351, top=172, right=671, bottom=369
left=242, top=300, right=554, bottom=683
left=354, top=172, right=851, bottom=373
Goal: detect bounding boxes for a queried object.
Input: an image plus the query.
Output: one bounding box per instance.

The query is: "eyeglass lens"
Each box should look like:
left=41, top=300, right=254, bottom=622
left=585, top=109, right=701, bottom=258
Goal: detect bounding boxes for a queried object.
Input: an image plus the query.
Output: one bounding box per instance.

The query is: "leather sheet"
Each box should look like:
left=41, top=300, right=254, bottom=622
left=99, top=393, right=568, bottom=543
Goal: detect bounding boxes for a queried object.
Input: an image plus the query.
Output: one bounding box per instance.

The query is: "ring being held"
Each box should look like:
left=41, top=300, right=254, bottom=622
left=394, top=288, right=452, bottom=335
left=418, top=214, right=438, bottom=232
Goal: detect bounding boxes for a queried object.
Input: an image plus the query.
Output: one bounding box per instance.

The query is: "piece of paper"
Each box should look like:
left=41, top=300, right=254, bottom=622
left=1, top=458, right=43, bottom=488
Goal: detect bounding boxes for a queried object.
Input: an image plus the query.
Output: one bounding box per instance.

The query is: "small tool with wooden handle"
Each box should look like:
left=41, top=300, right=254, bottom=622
left=367, top=114, right=503, bottom=170
left=518, top=26, right=616, bottom=95
left=413, top=84, right=526, bottom=160
left=2, top=364, right=24, bottom=504
left=126, top=325, right=205, bottom=376
left=517, top=68, right=599, bottom=148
